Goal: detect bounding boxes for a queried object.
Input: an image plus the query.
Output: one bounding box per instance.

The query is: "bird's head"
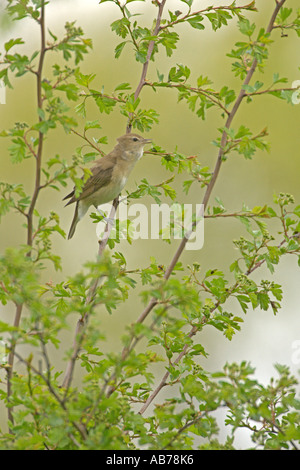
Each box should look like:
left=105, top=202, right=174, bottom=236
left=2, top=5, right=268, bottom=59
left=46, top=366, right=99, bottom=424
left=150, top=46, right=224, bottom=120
left=117, top=133, right=152, bottom=160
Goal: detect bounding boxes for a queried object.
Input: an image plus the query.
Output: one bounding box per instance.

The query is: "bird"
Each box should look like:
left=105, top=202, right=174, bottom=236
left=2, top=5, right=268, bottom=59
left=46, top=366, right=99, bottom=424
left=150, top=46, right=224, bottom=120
left=63, top=133, right=152, bottom=239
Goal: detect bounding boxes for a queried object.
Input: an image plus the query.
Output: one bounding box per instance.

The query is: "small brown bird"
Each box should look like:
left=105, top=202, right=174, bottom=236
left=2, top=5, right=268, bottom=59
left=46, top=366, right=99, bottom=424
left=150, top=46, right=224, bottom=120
left=64, top=133, right=151, bottom=239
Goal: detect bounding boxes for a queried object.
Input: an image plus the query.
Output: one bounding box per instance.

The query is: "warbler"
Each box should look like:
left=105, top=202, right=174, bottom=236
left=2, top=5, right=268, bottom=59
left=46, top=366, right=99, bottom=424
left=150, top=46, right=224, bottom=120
left=64, top=133, right=151, bottom=239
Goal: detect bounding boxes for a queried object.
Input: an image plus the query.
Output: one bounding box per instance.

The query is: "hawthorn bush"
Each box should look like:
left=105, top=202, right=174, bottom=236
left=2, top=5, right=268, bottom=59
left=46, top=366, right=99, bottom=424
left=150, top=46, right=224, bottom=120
left=0, top=0, right=299, bottom=450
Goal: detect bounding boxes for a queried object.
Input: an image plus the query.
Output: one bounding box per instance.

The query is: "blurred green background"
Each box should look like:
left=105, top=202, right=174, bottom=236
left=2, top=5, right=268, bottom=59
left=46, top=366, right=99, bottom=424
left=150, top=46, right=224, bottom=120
left=0, top=0, right=299, bottom=446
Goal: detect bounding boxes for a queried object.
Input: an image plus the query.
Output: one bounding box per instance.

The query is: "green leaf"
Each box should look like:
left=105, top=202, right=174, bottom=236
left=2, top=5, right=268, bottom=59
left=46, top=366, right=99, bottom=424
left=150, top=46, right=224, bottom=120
left=277, top=7, right=293, bottom=24
left=56, top=83, right=79, bottom=101
left=187, top=15, right=205, bottom=30
left=93, top=93, right=117, bottom=114
left=8, top=137, right=26, bottom=163
left=115, top=41, right=127, bottom=59
left=257, top=292, right=269, bottom=311
left=135, top=50, right=147, bottom=63
left=4, top=38, right=24, bottom=52
left=159, top=31, right=179, bottom=57
left=111, top=17, right=131, bottom=39
left=180, top=0, right=193, bottom=7
left=238, top=18, right=256, bottom=37
left=114, top=82, right=131, bottom=92
left=84, top=120, right=101, bottom=131
left=75, top=71, right=96, bottom=87
left=293, top=205, right=300, bottom=218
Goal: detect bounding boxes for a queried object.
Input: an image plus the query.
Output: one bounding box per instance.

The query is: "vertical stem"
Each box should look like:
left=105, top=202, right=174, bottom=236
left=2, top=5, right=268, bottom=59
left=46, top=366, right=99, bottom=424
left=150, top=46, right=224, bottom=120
left=27, top=2, right=46, bottom=249
left=6, top=0, right=46, bottom=430
left=6, top=303, right=23, bottom=427
left=126, top=0, right=167, bottom=133
left=61, top=197, right=119, bottom=391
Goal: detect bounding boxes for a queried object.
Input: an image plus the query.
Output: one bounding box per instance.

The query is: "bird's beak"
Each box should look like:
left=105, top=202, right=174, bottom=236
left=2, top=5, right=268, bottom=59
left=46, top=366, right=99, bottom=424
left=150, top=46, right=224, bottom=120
left=142, top=138, right=152, bottom=144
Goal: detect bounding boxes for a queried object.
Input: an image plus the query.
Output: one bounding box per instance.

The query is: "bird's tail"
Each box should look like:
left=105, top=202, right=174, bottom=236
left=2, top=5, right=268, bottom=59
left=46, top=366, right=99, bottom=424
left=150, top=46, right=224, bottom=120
left=68, top=202, right=79, bottom=240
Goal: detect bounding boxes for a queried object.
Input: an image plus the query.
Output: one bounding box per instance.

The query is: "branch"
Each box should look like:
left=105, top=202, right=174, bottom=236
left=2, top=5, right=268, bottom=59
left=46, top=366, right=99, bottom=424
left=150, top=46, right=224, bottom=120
left=23, top=129, right=38, bottom=159
left=6, top=303, right=23, bottom=428
left=61, top=313, right=88, bottom=393
left=138, top=326, right=198, bottom=415
left=245, top=86, right=299, bottom=97
left=103, top=1, right=288, bottom=402
left=127, top=0, right=167, bottom=133
left=145, top=80, right=230, bottom=116
left=204, top=211, right=264, bottom=219
left=137, top=0, right=287, bottom=330
left=61, top=0, right=168, bottom=392
left=138, top=234, right=292, bottom=415
left=70, top=128, right=105, bottom=156
left=6, top=0, right=47, bottom=431
left=26, top=2, right=46, bottom=249
left=86, top=0, right=168, bottom=260
left=163, top=411, right=205, bottom=449
left=11, top=349, right=87, bottom=441
left=159, top=2, right=258, bottom=31
left=61, top=197, right=120, bottom=391
left=119, top=3, right=140, bottom=52
left=134, top=0, right=288, bottom=415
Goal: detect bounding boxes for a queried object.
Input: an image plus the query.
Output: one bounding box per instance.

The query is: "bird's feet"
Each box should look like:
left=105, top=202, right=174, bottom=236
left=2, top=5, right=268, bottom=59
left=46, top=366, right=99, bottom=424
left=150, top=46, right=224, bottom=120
left=97, top=209, right=115, bottom=226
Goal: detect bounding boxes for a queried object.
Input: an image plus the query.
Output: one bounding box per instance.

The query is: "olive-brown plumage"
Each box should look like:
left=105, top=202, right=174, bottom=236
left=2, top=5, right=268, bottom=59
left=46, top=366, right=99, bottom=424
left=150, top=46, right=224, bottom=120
left=64, top=133, right=151, bottom=239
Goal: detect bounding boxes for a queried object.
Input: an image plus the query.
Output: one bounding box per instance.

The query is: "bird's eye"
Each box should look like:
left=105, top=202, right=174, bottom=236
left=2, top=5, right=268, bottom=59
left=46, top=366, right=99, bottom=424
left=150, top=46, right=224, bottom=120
left=132, top=137, right=138, bottom=142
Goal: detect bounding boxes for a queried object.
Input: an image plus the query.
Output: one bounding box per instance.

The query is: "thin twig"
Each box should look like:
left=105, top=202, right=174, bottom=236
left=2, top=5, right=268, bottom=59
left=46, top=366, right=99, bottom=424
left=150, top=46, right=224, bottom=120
left=163, top=411, right=204, bottom=449
left=70, top=128, right=105, bottom=156
left=146, top=80, right=230, bottom=116
left=6, top=303, right=23, bottom=427
left=245, top=86, right=299, bottom=97
left=159, top=2, right=258, bottom=31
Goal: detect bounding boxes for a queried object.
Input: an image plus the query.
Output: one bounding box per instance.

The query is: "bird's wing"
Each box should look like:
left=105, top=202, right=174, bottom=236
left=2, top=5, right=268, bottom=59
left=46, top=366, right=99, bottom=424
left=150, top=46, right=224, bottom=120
left=63, top=156, right=116, bottom=206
